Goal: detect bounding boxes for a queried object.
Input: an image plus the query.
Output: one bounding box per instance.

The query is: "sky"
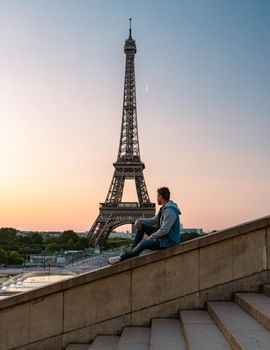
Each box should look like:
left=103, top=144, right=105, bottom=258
left=0, top=0, right=269, bottom=233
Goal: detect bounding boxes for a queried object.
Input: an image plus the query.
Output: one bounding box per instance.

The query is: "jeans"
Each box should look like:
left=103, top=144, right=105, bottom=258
left=120, top=222, right=163, bottom=261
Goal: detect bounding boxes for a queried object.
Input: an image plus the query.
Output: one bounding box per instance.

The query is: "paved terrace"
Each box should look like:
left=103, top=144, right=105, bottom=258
left=0, top=215, right=269, bottom=349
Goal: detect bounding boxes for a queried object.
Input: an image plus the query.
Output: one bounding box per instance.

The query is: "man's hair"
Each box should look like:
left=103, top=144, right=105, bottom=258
left=157, top=187, right=170, bottom=201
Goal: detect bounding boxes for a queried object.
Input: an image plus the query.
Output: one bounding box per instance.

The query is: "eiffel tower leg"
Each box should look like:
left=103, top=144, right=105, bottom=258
left=88, top=217, right=106, bottom=246
left=105, top=172, right=125, bottom=203
left=96, top=225, right=112, bottom=248
left=135, top=173, right=151, bottom=204
left=88, top=216, right=119, bottom=248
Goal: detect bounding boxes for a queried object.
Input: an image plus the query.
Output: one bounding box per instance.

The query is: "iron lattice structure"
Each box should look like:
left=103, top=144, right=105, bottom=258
left=88, top=20, right=155, bottom=247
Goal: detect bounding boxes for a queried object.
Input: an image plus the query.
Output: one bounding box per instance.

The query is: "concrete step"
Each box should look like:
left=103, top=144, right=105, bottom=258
left=180, top=310, right=231, bottom=350
left=150, top=318, right=186, bottom=350
left=90, top=335, right=120, bottom=349
left=65, top=344, right=90, bottom=350
left=263, top=284, right=270, bottom=297
left=235, top=292, right=270, bottom=331
left=208, top=301, right=270, bottom=350
left=116, top=327, right=150, bottom=350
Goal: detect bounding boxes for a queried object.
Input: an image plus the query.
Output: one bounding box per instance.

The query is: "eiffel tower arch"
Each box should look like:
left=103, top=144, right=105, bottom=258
left=88, top=20, right=155, bottom=247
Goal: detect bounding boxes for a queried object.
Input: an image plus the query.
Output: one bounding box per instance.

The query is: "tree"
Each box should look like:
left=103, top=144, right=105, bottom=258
left=74, top=240, right=84, bottom=250
left=28, top=232, right=44, bottom=245
left=106, top=237, right=132, bottom=249
left=0, top=227, right=88, bottom=255
left=0, top=248, right=7, bottom=264
left=79, top=237, right=89, bottom=249
left=7, top=251, right=24, bottom=265
left=44, top=236, right=55, bottom=244
left=46, top=243, right=60, bottom=252
left=0, top=227, right=17, bottom=241
left=59, top=230, right=79, bottom=244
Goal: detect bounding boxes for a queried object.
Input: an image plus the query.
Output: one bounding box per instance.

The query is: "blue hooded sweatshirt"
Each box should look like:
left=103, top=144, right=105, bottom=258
left=144, top=200, right=181, bottom=248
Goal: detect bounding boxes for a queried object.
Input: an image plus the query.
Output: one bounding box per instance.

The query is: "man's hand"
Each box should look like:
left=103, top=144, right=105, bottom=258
left=135, top=219, right=142, bottom=230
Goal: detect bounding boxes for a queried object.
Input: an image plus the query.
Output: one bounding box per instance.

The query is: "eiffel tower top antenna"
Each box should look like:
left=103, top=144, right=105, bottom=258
left=129, top=18, right=132, bottom=38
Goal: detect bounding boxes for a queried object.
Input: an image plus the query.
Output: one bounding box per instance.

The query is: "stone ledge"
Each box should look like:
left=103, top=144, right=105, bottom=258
left=0, top=215, right=269, bottom=312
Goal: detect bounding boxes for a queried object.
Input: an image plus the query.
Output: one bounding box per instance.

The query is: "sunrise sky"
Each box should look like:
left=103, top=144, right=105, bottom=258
left=0, top=0, right=269, bottom=232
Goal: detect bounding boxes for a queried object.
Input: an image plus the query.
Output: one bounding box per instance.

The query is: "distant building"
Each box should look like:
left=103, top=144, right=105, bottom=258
left=42, top=232, right=62, bottom=238
left=78, top=232, right=88, bottom=238
left=180, top=223, right=204, bottom=235
left=16, top=230, right=88, bottom=238
left=181, top=228, right=204, bottom=235
left=16, top=230, right=62, bottom=237
left=109, top=230, right=132, bottom=239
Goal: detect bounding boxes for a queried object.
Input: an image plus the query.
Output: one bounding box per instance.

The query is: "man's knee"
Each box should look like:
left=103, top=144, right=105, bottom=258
left=139, top=221, right=155, bottom=235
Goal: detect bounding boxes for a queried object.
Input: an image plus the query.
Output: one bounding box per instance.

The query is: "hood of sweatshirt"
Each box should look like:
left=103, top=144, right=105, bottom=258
left=164, top=200, right=181, bottom=215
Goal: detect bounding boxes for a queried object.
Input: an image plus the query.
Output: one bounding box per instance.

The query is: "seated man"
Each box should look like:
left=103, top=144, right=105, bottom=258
left=108, top=187, right=181, bottom=264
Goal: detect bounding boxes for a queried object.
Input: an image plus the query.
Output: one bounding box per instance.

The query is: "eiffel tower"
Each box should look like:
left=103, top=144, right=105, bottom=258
left=88, top=20, right=155, bottom=247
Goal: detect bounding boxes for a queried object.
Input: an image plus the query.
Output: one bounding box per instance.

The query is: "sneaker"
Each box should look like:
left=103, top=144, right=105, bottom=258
left=108, top=256, right=122, bottom=265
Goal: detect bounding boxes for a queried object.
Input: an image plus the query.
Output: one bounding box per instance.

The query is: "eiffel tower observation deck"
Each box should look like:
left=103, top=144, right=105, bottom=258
left=88, top=20, right=155, bottom=247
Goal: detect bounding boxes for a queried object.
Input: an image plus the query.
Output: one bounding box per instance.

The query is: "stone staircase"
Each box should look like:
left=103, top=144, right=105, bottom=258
left=66, top=284, right=270, bottom=350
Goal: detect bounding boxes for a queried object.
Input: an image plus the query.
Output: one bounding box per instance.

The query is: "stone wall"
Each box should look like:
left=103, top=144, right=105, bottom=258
left=0, top=215, right=269, bottom=350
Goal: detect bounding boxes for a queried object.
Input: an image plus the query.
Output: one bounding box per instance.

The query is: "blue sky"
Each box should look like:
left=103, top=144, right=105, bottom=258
left=0, top=0, right=269, bottom=231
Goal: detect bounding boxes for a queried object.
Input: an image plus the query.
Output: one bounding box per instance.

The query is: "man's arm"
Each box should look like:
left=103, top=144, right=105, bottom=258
left=148, top=209, right=177, bottom=239
left=137, top=215, right=159, bottom=227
